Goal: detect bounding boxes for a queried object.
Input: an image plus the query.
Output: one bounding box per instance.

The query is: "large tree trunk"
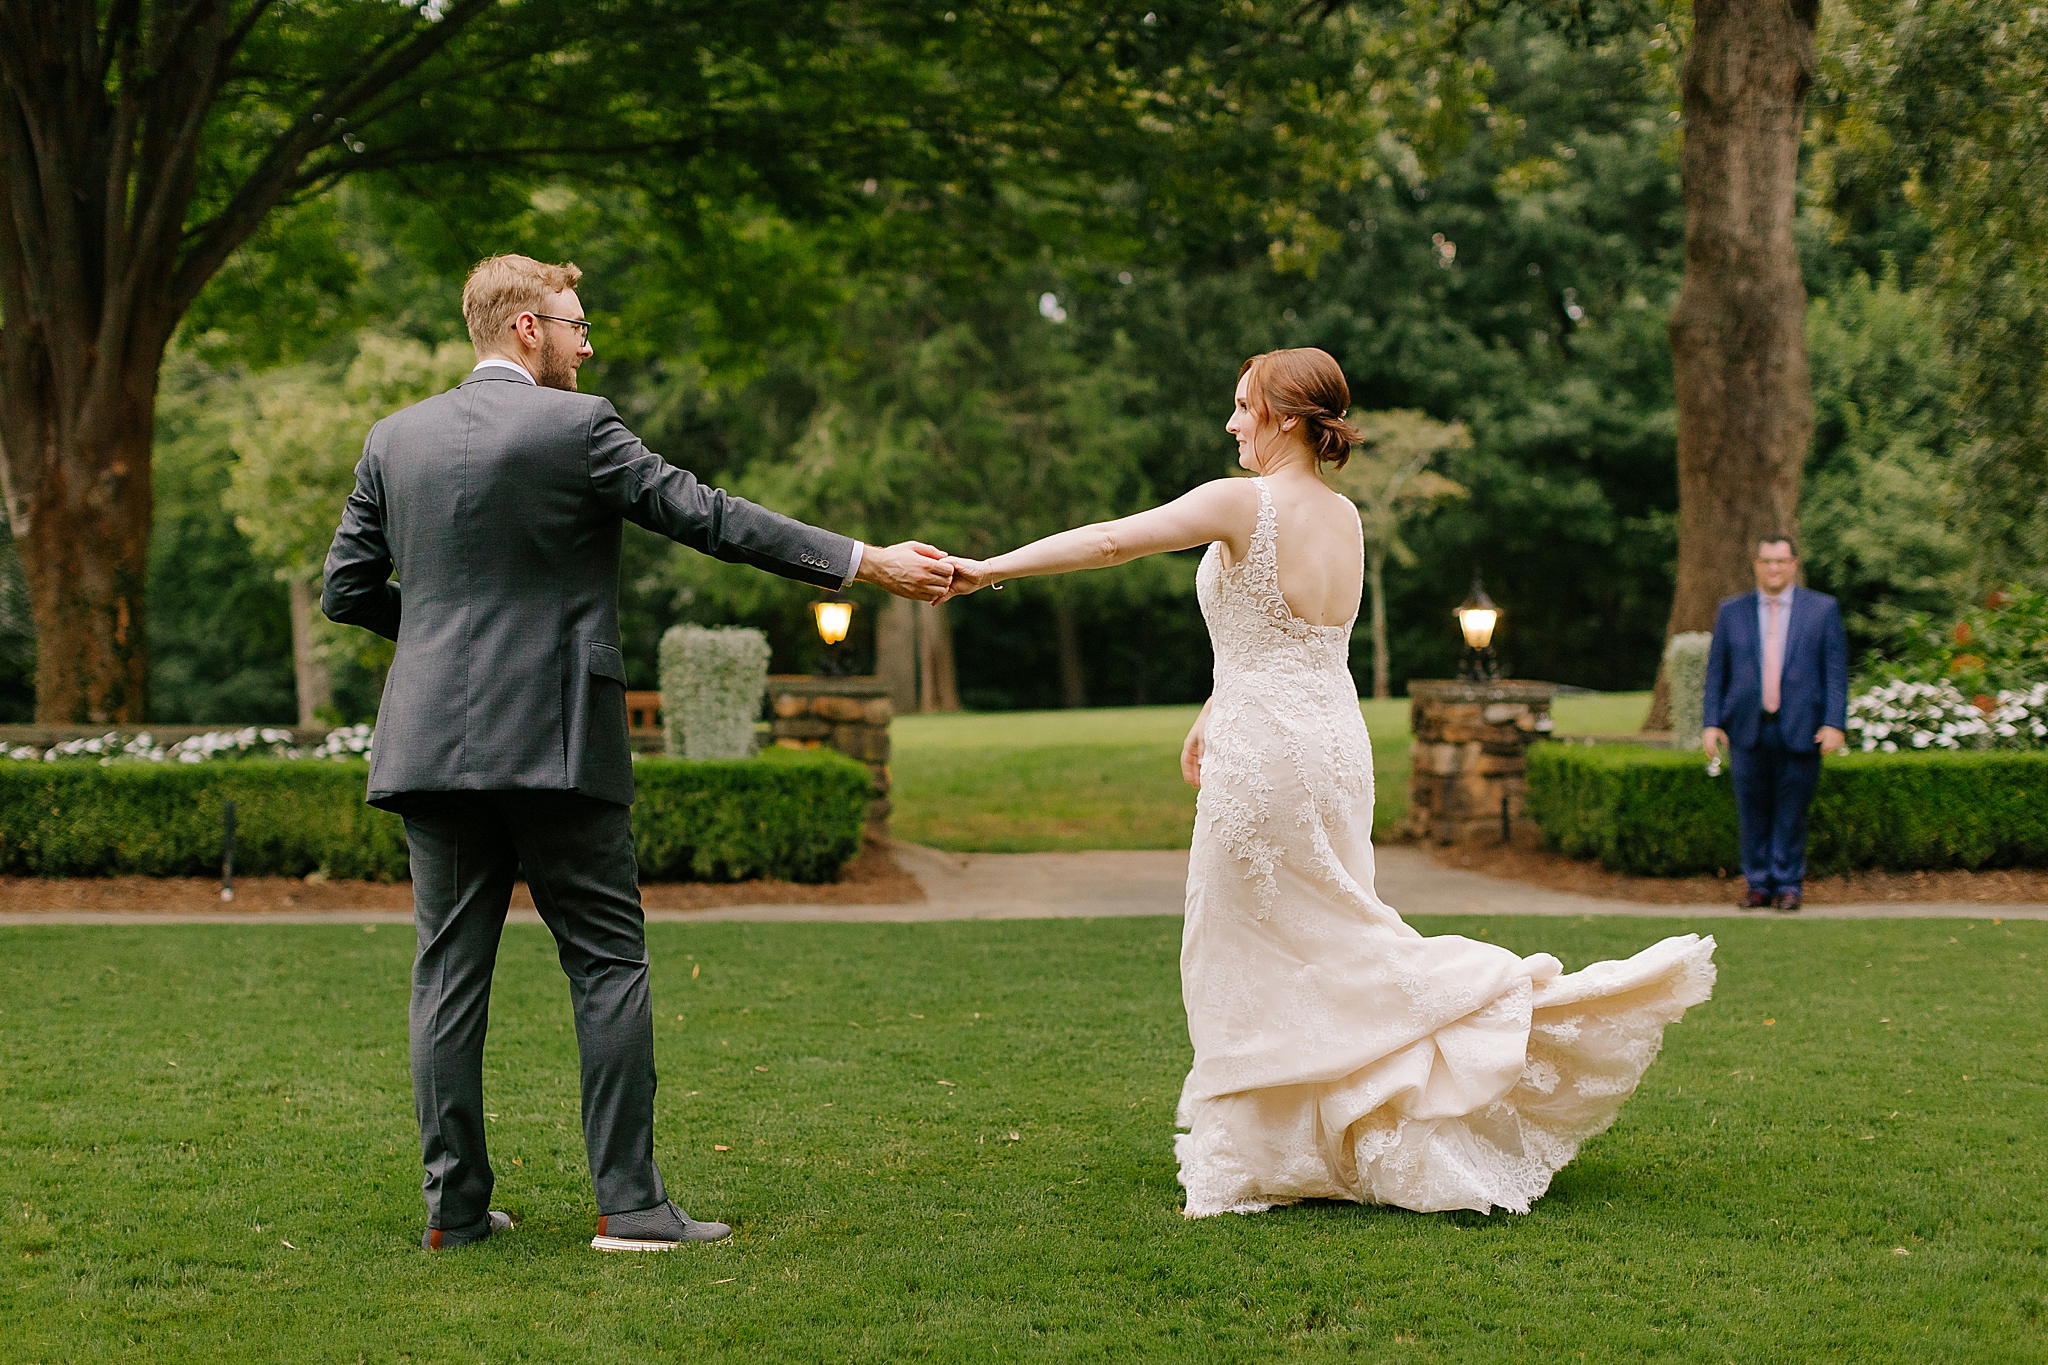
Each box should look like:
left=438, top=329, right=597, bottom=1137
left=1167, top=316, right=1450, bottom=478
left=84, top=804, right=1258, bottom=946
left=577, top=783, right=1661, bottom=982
left=3, top=358, right=165, bottom=722
left=915, top=600, right=960, bottom=712
left=1366, top=544, right=1391, bottom=700
left=1052, top=597, right=1087, bottom=709
left=288, top=578, right=334, bottom=727
left=1649, top=0, right=1819, bottom=730
left=875, top=595, right=919, bottom=714
left=0, top=0, right=493, bottom=723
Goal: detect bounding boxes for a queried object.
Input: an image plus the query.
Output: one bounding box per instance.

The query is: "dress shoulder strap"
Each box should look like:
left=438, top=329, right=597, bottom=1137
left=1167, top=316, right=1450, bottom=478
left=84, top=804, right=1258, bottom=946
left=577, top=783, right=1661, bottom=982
left=1248, top=477, right=1279, bottom=566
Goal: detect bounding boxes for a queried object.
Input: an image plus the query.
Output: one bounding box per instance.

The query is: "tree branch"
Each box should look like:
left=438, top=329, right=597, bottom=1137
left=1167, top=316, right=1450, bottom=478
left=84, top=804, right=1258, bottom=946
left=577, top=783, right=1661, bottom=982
left=165, top=0, right=498, bottom=319
left=96, top=0, right=142, bottom=85
left=143, top=0, right=224, bottom=80
left=120, top=0, right=231, bottom=333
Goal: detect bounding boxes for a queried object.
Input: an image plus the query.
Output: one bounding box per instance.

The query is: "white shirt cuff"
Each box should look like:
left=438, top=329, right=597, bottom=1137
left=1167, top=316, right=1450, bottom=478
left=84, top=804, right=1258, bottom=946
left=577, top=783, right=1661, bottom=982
left=843, top=541, right=864, bottom=589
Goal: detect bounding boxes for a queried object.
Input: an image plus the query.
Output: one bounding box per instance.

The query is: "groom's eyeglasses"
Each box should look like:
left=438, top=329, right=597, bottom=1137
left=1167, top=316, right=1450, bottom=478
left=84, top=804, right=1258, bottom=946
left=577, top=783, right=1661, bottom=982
left=534, top=313, right=591, bottom=343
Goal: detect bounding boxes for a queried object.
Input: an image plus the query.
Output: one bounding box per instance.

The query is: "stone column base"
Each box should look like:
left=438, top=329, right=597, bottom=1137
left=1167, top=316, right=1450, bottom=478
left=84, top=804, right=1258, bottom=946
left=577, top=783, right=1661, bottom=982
left=1402, top=680, right=1556, bottom=846
left=767, top=675, right=894, bottom=843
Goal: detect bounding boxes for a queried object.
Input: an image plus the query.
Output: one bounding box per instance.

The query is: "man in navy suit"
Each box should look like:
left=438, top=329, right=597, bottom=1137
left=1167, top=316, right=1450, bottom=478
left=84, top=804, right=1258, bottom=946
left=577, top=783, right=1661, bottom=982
left=1701, top=537, right=1849, bottom=912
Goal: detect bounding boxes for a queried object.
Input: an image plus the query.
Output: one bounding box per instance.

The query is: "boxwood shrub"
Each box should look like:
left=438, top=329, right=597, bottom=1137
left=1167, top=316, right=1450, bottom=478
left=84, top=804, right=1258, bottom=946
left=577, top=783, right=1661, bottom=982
left=631, top=748, right=870, bottom=883
left=0, top=746, right=870, bottom=884
left=1525, top=743, right=2048, bottom=877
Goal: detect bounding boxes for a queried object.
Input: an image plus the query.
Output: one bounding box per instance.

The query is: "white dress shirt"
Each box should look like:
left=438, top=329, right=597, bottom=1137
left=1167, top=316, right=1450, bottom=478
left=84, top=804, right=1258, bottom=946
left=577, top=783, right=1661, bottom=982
left=472, top=357, right=536, bottom=383
left=469, top=358, right=862, bottom=586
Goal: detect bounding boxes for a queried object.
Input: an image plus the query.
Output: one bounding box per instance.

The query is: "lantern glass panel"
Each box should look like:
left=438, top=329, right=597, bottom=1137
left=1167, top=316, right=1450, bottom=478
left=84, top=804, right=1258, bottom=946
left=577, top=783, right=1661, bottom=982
left=813, top=601, right=853, bottom=645
left=1456, top=607, right=1497, bottom=649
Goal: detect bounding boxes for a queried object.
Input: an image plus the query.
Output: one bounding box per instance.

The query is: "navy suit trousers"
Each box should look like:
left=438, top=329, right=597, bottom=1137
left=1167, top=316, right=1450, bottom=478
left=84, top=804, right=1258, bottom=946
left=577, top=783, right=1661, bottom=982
left=1730, top=713, right=1821, bottom=895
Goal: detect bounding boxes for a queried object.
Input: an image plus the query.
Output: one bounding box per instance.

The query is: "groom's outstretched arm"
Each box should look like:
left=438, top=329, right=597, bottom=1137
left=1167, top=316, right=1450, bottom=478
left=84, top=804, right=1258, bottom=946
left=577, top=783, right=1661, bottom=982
left=585, top=401, right=951, bottom=600
left=321, top=444, right=402, bottom=641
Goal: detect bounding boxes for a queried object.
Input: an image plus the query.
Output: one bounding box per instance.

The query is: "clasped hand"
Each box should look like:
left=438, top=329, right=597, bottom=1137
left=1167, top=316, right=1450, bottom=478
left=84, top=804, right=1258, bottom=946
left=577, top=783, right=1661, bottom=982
left=938, top=557, right=998, bottom=600
left=1701, top=725, right=1846, bottom=759
left=854, top=545, right=1010, bottom=603
left=856, top=542, right=956, bottom=602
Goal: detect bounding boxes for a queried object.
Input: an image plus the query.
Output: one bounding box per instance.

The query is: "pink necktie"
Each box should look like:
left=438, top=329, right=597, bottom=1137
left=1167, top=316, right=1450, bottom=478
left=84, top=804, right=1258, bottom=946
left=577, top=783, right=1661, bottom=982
left=1763, top=598, right=1784, bottom=713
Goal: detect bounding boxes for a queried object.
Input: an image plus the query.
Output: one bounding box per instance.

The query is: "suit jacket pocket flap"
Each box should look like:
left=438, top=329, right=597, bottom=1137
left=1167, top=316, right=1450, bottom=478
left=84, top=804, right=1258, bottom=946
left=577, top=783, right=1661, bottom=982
left=587, top=641, right=628, bottom=683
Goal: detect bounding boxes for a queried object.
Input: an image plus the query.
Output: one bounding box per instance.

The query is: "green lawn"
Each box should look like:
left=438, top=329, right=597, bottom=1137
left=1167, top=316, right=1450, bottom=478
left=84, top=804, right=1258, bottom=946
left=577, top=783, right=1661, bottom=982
left=891, top=693, right=1652, bottom=852
left=1, top=916, right=2038, bottom=1362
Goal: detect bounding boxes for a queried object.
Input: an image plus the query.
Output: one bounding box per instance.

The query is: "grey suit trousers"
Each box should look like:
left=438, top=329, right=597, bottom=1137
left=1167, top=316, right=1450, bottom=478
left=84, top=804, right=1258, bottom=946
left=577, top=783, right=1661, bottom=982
left=401, top=791, right=666, bottom=1232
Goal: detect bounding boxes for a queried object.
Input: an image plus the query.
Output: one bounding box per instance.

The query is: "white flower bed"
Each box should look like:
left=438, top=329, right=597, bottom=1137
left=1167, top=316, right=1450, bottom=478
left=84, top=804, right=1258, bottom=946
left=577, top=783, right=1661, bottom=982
left=1845, top=680, right=2048, bottom=753
left=4, top=723, right=374, bottom=765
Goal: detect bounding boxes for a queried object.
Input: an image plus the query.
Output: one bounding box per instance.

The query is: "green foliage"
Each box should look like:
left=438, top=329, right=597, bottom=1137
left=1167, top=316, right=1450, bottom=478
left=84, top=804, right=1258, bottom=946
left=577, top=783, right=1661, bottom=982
left=1859, top=585, right=2048, bottom=696
left=1814, top=0, right=2048, bottom=585
left=1801, top=270, right=1970, bottom=654
left=1527, top=743, right=2048, bottom=876
left=968, top=14, right=1699, bottom=695
left=0, top=531, right=36, bottom=722
left=631, top=750, right=870, bottom=883
left=0, top=761, right=408, bottom=880
left=147, top=354, right=298, bottom=725
left=4, top=916, right=2041, bottom=1358
left=1327, top=411, right=1472, bottom=570
left=225, top=333, right=474, bottom=581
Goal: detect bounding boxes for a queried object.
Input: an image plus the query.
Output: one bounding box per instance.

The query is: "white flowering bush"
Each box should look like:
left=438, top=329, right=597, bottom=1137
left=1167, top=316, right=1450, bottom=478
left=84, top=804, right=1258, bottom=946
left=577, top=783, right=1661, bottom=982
left=1845, top=680, right=2048, bottom=753
left=1663, top=631, right=1712, bottom=750
left=660, top=625, right=770, bottom=760
left=3, top=723, right=373, bottom=765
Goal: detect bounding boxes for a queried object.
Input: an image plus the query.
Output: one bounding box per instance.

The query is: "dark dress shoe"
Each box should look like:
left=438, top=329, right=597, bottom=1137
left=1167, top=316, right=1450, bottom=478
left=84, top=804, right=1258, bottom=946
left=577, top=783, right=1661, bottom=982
left=592, top=1199, right=732, bottom=1251
left=1739, top=889, right=1771, bottom=910
left=423, top=1210, right=514, bottom=1249
left=1772, top=891, right=1802, bottom=913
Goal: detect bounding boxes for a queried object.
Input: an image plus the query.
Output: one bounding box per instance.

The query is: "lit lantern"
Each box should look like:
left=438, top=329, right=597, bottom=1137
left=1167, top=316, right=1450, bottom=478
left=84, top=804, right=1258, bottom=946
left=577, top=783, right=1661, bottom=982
left=1454, top=574, right=1501, bottom=682
left=812, top=598, right=854, bottom=675
left=812, top=599, right=853, bottom=646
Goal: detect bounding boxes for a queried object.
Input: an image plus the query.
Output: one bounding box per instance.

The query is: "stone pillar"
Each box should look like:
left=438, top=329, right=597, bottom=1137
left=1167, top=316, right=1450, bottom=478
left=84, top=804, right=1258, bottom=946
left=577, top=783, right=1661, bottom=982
left=1403, top=680, right=1557, bottom=845
left=766, top=675, right=894, bottom=843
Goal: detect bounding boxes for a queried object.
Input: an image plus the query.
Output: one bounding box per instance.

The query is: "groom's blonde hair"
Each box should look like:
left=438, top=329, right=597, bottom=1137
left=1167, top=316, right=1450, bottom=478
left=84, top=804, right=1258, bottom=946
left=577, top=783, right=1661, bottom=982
left=462, top=254, right=583, bottom=353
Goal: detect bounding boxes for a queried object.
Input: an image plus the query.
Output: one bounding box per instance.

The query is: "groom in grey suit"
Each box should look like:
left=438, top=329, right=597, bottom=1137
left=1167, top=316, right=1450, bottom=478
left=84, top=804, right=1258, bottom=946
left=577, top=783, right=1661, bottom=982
left=323, top=254, right=953, bottom=1251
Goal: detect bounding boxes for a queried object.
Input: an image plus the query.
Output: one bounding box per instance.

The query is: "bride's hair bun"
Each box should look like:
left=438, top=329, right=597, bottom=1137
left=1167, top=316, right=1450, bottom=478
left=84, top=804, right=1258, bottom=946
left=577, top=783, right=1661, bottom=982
left=1237, top=347, right=1363, bottom=470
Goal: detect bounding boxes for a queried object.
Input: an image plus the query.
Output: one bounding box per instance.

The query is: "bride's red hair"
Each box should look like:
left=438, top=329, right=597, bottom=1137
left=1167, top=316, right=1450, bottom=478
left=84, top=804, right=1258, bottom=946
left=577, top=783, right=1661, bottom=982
left=1238, top=348, right=1364, bottom=470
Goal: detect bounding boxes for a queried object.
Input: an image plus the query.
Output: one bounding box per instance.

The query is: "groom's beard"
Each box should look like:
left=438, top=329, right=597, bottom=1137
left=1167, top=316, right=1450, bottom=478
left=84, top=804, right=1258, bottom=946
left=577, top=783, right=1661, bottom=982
left=534, top=333, right=580, bottom=391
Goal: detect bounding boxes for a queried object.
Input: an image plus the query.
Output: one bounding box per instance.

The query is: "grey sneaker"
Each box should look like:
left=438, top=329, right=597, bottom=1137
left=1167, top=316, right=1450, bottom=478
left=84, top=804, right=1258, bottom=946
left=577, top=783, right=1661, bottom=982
left=423, top=1210, right=514, bottom=1249
left=591, top=1199, right=732, bottom=1251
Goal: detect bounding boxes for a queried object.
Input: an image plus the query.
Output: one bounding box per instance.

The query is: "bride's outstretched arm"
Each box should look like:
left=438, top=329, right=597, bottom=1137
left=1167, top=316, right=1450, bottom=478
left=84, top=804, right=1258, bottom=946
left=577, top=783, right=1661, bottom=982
left=944, top=479, right=1256, bottom=596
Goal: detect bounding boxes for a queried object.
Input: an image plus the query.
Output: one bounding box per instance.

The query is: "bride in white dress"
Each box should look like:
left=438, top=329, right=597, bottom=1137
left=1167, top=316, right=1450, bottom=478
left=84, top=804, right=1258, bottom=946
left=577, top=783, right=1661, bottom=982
left=944, top=347, right=1715, bottom=1217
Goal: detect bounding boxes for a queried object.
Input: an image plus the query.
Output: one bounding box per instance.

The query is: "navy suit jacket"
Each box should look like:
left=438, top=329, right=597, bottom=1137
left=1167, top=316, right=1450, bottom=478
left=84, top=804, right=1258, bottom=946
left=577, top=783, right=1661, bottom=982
left=1701, top=588, right=1849, bottom=753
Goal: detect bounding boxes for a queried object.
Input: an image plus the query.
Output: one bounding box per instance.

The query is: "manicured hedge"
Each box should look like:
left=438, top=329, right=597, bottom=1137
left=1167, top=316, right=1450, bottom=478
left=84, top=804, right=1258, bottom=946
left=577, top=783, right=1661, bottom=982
left=631, top=748, right=870, bottom=883
left=1525, top=743, right=2048, bottom=877
left=0, top=747, right=871, bottom=884
left=0, top=761, right=410, bottom=879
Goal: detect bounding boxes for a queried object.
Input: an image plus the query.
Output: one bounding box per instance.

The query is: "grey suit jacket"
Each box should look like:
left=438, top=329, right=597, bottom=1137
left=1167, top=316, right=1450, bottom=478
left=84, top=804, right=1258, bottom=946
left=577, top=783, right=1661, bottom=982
left=322, top=369, right=853, bottom=810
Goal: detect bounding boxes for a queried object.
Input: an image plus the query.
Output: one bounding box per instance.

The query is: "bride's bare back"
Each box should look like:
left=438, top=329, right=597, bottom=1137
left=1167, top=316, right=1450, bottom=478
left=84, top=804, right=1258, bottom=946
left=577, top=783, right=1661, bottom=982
left=1217, top=471, right=1362, bottom=627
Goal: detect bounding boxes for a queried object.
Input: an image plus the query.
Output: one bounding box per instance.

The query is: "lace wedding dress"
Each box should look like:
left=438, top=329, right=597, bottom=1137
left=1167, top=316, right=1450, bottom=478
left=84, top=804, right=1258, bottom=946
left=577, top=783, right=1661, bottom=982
left=1175, top=478, right=1716, bottom=1217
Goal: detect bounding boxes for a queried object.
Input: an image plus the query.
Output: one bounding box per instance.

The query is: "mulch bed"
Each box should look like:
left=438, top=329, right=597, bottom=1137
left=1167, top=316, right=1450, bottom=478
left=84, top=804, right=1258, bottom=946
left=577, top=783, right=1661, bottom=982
left=1430, top=840, right=2048, bottom=906
left=0, top=842, right=924, bottom=914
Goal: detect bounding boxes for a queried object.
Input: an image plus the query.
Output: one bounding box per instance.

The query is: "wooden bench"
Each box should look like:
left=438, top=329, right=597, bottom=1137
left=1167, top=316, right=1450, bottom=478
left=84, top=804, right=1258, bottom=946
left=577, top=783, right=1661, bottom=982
left=625, top=691, right=663, bottom=737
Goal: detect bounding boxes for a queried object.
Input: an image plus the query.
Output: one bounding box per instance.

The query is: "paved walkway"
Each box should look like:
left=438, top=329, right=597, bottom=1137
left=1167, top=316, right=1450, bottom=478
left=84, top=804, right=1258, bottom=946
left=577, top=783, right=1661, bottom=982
left=5, top=844, right=2041, bottom=925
